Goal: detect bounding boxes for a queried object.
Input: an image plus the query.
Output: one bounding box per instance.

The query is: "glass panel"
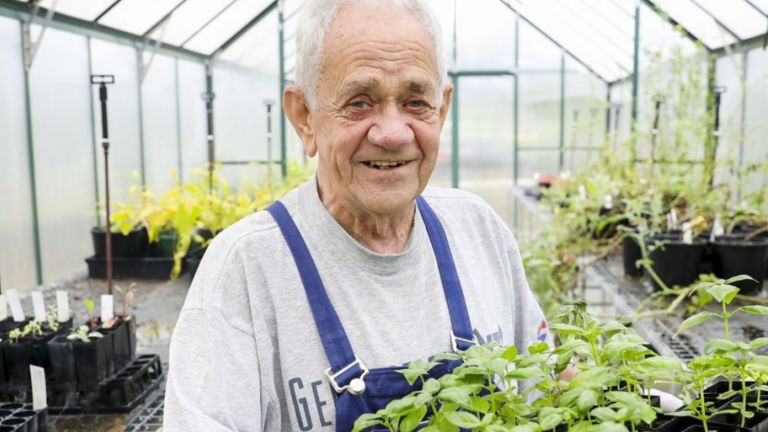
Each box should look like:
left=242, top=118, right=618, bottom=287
left=518, top=150, right=560, bottom=182
left=39, top=0, right=116, bottom=21
left=694, top=0, right=766, bottom=40
left=90, top=38, right=143, bottom=204
left=212, top=62, right=279, bottom=172
left=176, top=59, right=208, bottom=184
left=98, top=0, right=182, bottom=36
left=429, top=103, right=453, bottom=189
left=518, top=21, right=562, bottom=150
left=564, top=56, right=607, bottom=156
left=141, top=53, right=181, bottom=193
left=458, top=77, right=516, bottom=227
left=218, top=10, right=278, bottom=74
left=650, top=0, right=737, bottom=48
left=713, top=54, right=745, bottom=187
left=748, top=0, right=768, bottom=14
left=743, top=47, right=768, bottom=194
left=183, top=0, right=274, bottom=55
left=607, top=80, right=632, bottom=151
left=455, top=0, right=515, bottom=70
left=0, top=17, right=38, bottom=292
left=146, top=0, right=234, bottom=47
left=28, top=26, right=95, bottom=283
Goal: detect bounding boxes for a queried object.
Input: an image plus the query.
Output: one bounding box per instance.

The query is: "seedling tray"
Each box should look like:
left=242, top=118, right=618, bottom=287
left=85, top=256, right=174, bottom=279
left=48, top=354, right=164, bottom=415
left=0, top=402, right=47, bottom=432
left=123, top=390, right=164, bottom=432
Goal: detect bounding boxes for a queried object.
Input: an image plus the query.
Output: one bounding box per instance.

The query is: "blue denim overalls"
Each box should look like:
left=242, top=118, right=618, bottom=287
left=268, top=196, right=476, bottom=431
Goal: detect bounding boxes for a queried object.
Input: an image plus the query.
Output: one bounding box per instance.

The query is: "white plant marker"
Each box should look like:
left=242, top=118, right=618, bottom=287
left=30, top=365, right=47, bottom=411
left=31, top=291, right=46, bottom=322
left=7, top=289, right=25, bottom=322
left=682, top=222, right=693, bottom=244
left=603, top=194, right=613, bottom=210
left=56, top=290, right=70, bottom=322
left=0, top=295, right=7, bottom=321
left=101, top=294, right=114, bottom=323
left=579, top=185, right=587, bottom=200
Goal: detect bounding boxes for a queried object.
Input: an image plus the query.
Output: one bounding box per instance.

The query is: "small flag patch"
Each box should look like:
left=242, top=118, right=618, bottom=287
left=536, top=320, right=549, bottom=342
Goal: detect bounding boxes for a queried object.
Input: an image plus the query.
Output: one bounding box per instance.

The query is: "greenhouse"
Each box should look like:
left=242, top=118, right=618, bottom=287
left=0, top=0, right=767, bottom=430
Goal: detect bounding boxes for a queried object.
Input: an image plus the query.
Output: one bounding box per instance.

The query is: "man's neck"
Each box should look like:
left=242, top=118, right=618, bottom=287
left=317, top=185, right=415, bottom=254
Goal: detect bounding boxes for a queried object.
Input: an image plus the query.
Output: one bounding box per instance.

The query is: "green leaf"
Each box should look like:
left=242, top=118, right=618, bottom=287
left=705, top=338, right=738, bottom=354
left=678, top=311, right=716, bottom=333
left=538, top=410, right=563, bottom=430
left=423, top=378, right=440, bottom=395
left=352, top=413, right=383, bottom=432
left=507, top=367, right=544, bottom=380
left=510, top=424, right=541, bottom=432
left=594, top=422, right=630, bottom=432
left=577, top=389, right=599, bottom=412
left=438, top=386, right=478, bottom=408
left=705, top=284, right=740, bottom=304
left=549, top=323, right=584, bottom=336
left=725, top=274, right=756, bottom=285
left=399, top=404, right=427, bottom=432
left=750, top=337, right=768, bottom=350
left=470, top=396, right=490, bottom=414
left=637, top=356, right=684, bottom=373
left=502, top=345, right=518, bottom=361
left=442, top=411, right=482, bottom=429
left=431, top=352, right=462, bottom=362
left=742, top=305, right=768, bottom=315
left=591, top=407, right=620, bottom=422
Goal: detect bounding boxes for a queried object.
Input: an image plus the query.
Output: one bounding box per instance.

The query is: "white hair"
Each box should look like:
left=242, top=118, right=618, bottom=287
left=294, top=0, right=447, bottom=109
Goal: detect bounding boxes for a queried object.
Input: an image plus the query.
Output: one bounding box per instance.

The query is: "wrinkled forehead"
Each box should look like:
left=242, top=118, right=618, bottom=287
left=318, top=2, right=440, bottom=92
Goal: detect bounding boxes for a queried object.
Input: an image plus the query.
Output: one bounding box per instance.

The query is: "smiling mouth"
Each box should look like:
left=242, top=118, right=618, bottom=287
left=362, top=161, right=408, bottom=170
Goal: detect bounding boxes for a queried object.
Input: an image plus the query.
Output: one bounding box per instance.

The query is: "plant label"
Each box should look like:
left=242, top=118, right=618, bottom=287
left=6, top=289, right=25, bottom=322
left=31, top=291, right=46, bottom=322
left=101, top=294, right=114, bottom=322
left=578, top=185, right=587, bottom=200
left=603, top=194, right=613, bottom=209
left=713, top=215, right=724, bottom=238
left=682, top=222, right=693, bottom=244
left=56, top=290, right=70, bottom=322
left=0, top=295, right=7, bottom=321
left=30, top=365, right=47, bottom=410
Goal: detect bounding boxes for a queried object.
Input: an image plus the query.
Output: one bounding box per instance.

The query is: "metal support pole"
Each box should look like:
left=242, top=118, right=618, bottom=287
left=136, top=48, right=147, bottom=186
left=737, top=53, right=748, bottom=192
left=630, top=0, right=640, bottom=162
left=202, top=63, right=216, bottom=194
left=559, top=53, right=566, bottom=172
left=21, top=25, right=43, bottom=286
left=451, top=74, right=459, bottom=189
left=264, top=99, right=276, bottom=179
left=87, top=36, right=101, bottom=226
left=278, top=0, right=287, bottom=178
left=513, top=16, right=520, bottom=185
left=92, top=74, right=115, bottom=295
left=174, top=58, right=184, bottom=184
left=605, top=84, right=612, bottom=143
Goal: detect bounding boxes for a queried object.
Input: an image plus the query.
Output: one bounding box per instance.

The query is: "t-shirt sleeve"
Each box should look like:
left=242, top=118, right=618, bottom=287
left=163, top=307, right=265, bottom=431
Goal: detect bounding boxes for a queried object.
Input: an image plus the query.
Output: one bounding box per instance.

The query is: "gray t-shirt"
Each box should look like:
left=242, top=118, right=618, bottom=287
left=163, top=177, right=547, bottom=431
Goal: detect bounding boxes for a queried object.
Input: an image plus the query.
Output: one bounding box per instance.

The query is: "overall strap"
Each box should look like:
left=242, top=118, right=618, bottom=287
left=266, top=201, right=365, bottom=390
left=416, top=196, right=476, bottom=350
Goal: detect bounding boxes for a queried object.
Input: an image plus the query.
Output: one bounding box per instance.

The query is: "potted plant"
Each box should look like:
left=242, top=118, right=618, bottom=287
left=67, top=326, right=108, bottom=392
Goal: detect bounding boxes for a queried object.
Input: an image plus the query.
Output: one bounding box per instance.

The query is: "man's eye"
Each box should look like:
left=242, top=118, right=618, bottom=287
left=348, top=100, right=369, bottom=109
left=406, top=100, right=429, bottom=109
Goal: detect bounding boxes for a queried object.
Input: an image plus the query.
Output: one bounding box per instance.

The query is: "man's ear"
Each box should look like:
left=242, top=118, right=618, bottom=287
left=438, top=83, right=453, bottom=129
left=283, top=85, right=317, bottom=157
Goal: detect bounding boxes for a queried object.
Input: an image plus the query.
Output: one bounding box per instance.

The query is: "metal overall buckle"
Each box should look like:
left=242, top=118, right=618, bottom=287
left=451, top=331, right=478, bottom=352
left=325, top=357, right=369, bottom=395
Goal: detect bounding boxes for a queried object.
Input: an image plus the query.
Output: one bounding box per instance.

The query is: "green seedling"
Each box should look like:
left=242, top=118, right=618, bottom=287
left=23, top=320, right=43, bottom=338
left=67, top=325, right=103, bottom=343
left=8, top=329, right=22, bottom=344
left=47, top=305, right=59, bottom=333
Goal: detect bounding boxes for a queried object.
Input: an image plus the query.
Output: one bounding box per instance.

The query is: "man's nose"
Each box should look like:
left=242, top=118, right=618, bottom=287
left=367, top=104, right=415, bottom=149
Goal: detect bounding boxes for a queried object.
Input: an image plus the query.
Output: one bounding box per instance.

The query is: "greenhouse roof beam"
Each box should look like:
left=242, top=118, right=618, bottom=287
left=141, top=0, right=188, bottom=39
left=712, top=32, right=768, bottom=56
left=0, top=0, right=208, bottom=62
left=743, top=0, right=768, bottom=15
left=179, top=0, right=239, bottom=48
left=687, top=0, right=743, bottom=42
left=496, top=0, right=608, bottom=83
left=640, top=0, right=704, bottom=50
left=94, top=0, right=122, bottom=23
left=211, top=0, right=277, bottom=58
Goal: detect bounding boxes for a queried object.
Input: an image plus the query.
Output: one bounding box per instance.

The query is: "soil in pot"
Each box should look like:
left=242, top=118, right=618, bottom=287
left=648, top=234, right=707, bottom=290
left=92, top=226, right=149, bottom=258
left=711, top=235, right=768, bottom=295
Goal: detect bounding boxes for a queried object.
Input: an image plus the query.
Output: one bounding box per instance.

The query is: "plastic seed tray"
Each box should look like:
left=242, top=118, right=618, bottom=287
left=49, top=354, right=165, bottom=415
left=123, top=390, right=164, bottom=432
left=0, top=402, right=47, bottom=432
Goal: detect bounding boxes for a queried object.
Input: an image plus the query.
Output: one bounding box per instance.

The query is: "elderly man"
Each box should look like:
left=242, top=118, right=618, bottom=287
left=163, top=0, right=548, bottom=430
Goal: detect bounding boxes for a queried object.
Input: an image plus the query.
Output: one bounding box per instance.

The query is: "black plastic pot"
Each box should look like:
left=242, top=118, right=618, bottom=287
left=648, top=234, right=707, bottom=290
left=711, top=236, right=768, bottom=295
left=2, top=341, right=33, bottom=394
left=149, top=229, right=178, bottom=258
left=91, top=226, right=149, bottom=258
left=103, top=318, right=135, bottom=372
left=622, top=228, right=644, bottom=277
left=11, top=409, right=36, bottom=432
left=46, top=335, right=76, bottom=394
left=710, top=404, right=768, bottom=431
left=680, top=424, right=748, bottom=432
left=0, top=318, right=28, bottom=335
left=187, top=228, right=214, bottom=256
left=72, top=335, right=110, bottom=391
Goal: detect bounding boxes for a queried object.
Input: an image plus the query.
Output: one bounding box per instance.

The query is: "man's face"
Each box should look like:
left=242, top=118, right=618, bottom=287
left=302, top=3, right=452, bottom=216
